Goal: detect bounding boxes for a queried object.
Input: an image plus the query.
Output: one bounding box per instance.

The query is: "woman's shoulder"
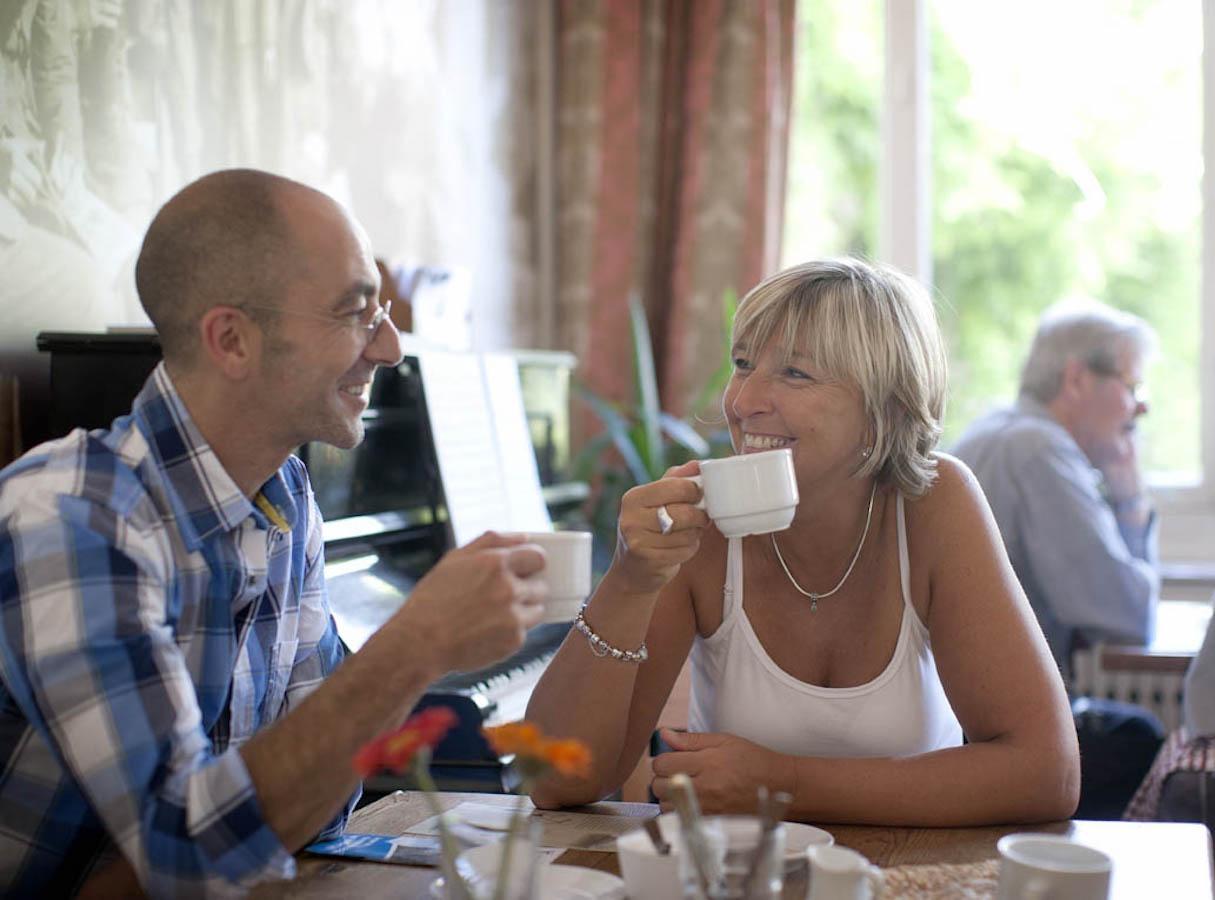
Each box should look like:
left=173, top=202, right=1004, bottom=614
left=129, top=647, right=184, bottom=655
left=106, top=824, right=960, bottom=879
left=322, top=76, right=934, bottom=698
left=902, top=452, right=991, bottom=536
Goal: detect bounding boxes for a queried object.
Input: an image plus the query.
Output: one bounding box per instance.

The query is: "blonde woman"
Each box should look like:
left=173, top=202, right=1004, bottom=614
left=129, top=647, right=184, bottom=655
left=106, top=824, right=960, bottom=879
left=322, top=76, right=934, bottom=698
left=527, top=259, right=1079, bottom=825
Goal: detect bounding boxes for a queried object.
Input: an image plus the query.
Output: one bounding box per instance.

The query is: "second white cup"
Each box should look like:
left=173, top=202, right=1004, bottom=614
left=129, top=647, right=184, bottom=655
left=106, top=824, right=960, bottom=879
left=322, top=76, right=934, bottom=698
left=525, top=531, right=592, bottom=623
left=996, top=833, right=1111, bottom=900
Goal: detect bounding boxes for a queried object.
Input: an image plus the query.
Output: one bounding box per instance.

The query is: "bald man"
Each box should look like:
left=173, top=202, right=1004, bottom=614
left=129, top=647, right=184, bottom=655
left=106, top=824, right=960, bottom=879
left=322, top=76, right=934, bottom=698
left=0, top=170, right=549, bottom=895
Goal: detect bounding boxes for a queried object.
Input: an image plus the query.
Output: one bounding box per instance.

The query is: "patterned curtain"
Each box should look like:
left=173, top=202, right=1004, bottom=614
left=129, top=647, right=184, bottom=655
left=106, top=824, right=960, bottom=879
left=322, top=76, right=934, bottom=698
left=551, top=0, right=795, bottom=420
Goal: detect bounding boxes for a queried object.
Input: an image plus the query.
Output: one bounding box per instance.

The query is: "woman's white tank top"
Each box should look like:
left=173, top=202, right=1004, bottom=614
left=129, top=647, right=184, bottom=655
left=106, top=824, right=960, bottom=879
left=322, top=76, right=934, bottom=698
left=687, top=493, right=963, bottom=757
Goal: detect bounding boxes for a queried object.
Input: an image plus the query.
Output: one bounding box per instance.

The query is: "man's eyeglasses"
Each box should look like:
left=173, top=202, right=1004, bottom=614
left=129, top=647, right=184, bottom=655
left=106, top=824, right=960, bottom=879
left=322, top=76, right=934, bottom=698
left=239, top=300, right=394, bottom=336
left=1089, top=364, right=1148, bottom=405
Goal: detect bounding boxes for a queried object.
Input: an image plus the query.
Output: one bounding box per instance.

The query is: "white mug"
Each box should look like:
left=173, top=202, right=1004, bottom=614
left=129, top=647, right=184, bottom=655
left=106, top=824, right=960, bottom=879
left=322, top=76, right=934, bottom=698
left=996, top=834, right=1111, bottom=900
left=524, top=531, right=592, bottom=622
left=691, top=448, right=799, bottom=538
left=806, top=845, right=883, bottom=900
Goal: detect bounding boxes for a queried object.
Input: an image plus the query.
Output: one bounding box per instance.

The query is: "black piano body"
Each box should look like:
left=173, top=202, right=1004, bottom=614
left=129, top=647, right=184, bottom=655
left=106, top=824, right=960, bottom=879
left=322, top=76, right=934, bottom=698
left=36, top=332, right=589, bottom=794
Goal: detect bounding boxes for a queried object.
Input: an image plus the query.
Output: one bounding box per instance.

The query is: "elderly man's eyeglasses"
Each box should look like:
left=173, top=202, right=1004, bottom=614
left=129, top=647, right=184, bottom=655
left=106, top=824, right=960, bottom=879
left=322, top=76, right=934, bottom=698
left=1089, top=364, right=1148, bottom=405
left=239, top=300, right=394, bottom=336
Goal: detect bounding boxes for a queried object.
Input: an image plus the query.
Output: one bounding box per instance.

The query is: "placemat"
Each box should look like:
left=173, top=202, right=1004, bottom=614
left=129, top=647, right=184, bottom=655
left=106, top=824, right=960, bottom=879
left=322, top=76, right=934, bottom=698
left=880, top=858, right=1000, bottom=898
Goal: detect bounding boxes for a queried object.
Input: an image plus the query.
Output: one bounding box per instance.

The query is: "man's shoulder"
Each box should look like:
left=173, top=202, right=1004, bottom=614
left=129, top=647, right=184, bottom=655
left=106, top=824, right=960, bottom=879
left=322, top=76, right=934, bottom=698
left=954, top=405, right=1077, bottom=461
left=0, top=422, right=158, bottom=527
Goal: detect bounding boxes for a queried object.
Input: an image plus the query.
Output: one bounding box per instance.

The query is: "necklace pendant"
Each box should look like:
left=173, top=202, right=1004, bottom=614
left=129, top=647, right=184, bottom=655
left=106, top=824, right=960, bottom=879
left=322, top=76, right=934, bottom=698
left=810, top=596, right=819, bottom=612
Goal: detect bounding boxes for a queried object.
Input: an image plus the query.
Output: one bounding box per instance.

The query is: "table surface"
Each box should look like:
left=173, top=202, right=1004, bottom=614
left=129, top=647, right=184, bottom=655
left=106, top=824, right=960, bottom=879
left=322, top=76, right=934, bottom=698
left=250, top=791, right=1213, bottom=899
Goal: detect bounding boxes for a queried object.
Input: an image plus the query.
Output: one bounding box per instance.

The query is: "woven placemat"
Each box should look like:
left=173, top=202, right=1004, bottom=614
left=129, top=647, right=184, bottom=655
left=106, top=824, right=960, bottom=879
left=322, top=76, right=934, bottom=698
left=879, top=858, right=1000, bottom=898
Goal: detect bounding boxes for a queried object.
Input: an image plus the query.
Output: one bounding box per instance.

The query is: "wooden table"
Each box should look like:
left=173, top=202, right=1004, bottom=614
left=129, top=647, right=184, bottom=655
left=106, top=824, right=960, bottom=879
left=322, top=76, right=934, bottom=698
left=252, top=791, right=1213, bottom=899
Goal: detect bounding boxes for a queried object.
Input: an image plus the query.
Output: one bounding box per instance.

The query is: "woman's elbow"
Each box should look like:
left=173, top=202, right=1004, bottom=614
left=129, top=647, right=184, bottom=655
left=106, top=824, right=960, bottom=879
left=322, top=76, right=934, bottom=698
left=1019, top=742, right=1081, bottom=822
left=528, top=774, right=610, bottom=811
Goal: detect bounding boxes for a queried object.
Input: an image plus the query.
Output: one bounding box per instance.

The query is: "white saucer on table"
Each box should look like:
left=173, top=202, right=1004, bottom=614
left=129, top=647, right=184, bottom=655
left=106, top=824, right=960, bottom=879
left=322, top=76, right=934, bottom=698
left=654, top=811, right=833, bottom=869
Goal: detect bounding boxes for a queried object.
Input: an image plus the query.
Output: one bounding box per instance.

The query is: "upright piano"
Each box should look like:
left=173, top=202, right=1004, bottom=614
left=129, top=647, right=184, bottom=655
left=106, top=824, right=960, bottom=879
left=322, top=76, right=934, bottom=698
left=37, top=332, right=590, bottom=792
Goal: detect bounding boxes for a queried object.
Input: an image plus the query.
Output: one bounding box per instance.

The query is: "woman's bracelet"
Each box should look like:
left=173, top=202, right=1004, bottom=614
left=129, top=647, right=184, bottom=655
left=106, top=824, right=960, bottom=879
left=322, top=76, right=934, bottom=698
left=573, top=604, right=648, bottom=664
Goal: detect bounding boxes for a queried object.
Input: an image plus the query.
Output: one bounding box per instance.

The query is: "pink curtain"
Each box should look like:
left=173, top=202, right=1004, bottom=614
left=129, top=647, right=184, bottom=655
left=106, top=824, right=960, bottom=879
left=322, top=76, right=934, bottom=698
left=553, top=0, right=795, bottom=421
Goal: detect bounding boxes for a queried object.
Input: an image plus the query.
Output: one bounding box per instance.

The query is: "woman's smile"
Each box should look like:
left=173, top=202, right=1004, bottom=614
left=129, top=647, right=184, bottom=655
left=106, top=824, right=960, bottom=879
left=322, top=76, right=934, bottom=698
left=741, top=432, right=795, bottom=452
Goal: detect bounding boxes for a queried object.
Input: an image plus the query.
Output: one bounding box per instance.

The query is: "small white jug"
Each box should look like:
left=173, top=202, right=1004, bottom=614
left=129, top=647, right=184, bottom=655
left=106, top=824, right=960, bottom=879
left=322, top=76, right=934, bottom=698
left=806, top=845, right=883, bottom=900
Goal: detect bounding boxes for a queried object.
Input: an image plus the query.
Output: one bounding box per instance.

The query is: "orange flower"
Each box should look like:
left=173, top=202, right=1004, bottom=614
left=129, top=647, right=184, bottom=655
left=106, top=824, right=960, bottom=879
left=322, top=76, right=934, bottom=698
left=354, top=706, right=458, bottom=777
left=542, top=739, right=592, bottom=778
left=482, top=721, right=591, bottom=779
left=483, top=721, right=544, bottom=757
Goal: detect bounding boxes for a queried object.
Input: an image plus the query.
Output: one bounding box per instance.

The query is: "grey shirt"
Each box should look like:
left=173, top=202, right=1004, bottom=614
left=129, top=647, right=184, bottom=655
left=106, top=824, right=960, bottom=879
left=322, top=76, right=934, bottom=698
left=952, top=397, right=1159, bottom=675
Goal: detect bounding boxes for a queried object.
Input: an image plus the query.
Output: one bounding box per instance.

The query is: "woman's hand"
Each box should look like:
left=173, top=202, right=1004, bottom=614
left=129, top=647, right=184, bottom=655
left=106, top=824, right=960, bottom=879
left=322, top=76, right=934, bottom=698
left=650, top=729, right=792, bottom=814
left=613, top=461, right=710, bottom=594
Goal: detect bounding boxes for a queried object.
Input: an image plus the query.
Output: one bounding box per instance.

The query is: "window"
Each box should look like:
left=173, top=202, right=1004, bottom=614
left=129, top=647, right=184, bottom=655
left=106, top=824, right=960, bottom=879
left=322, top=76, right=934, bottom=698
left=785, top=0, right=1204, bottom=483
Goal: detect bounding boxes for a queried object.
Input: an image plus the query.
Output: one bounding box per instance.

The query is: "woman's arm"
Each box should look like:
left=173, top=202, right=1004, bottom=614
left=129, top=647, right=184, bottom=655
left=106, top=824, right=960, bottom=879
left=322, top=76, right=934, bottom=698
left=527, top=462, right=710, bottom=807
left=652, top=456, right=1080, bottom=826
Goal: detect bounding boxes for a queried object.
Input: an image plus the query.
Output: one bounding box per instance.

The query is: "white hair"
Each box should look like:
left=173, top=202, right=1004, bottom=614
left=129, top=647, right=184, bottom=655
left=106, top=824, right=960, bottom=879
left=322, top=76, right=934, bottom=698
left=731, top=258, right=947, bottom=497
left=1019, top=300, right=1156, bottom=404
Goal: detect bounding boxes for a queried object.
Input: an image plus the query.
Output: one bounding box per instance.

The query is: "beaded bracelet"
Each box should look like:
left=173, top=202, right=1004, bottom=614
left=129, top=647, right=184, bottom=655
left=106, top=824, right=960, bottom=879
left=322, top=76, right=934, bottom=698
left=573, top=604, right=649, bottom=664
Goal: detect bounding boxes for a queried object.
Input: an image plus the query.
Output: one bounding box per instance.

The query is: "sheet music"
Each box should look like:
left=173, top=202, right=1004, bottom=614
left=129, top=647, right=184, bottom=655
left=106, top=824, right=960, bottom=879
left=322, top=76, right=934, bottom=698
left=483, top=353, right=552, bottom=533
left=418, top=350, right=552, bottom=546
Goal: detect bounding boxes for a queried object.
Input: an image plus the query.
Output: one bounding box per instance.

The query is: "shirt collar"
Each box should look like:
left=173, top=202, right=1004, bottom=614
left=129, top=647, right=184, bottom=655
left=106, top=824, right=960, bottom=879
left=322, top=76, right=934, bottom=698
left=1015, top=394, right=1056, bottom=422
left=132, top=363, right=297, bottom=549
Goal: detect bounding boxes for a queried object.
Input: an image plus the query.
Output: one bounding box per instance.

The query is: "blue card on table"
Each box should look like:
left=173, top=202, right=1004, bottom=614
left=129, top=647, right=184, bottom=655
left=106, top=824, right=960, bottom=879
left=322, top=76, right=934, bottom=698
left=305, top=832, right=443, bottom=867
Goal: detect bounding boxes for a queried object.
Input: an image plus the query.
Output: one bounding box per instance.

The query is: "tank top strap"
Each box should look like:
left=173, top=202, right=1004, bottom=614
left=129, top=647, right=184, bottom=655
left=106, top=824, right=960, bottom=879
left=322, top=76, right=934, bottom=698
left=895, top=492, right=914, bottom=615
left=722, top=536, right=744, bottom=619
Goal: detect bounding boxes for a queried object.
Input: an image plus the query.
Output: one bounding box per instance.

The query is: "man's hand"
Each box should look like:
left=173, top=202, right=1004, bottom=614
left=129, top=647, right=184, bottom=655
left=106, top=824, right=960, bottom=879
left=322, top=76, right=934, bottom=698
left=395, top=531, right=548, bottom=675
left=649, top=729, right=791, bottom=814
left=1099, top=437, right=1144, bottom=506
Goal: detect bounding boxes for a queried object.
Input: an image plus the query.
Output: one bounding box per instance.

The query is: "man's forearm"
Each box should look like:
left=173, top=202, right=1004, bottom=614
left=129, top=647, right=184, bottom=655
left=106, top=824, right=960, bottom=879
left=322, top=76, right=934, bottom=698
left=240, top=614, right=443, bottom=851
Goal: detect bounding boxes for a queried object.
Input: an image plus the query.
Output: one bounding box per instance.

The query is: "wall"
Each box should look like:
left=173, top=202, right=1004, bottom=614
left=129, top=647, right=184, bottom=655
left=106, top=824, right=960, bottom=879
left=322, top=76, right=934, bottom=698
left=0, top=0, right=536, bottom=446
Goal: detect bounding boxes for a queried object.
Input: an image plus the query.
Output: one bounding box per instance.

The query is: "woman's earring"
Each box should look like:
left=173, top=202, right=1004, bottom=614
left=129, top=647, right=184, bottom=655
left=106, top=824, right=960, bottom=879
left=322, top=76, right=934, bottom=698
left=860, top=446, right=873, bottom=459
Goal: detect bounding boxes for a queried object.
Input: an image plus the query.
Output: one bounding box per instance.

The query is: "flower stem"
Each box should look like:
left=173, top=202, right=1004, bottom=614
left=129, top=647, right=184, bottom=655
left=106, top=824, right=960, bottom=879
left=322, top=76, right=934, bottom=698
left=414, top=748, right=472, bottom=900
left=492, top=784, right=531, bottom=900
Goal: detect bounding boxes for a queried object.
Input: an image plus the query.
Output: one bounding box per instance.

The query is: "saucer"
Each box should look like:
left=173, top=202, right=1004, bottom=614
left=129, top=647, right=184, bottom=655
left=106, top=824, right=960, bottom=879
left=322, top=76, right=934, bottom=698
left=430, top=864, right=626, bottom=899
left=654, top=811, right=833, bottom=868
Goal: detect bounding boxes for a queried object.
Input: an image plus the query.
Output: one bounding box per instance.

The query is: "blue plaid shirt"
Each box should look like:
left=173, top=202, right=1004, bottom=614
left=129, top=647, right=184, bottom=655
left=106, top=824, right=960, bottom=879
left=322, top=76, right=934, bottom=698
left=0, top=364, right=356, bottom=896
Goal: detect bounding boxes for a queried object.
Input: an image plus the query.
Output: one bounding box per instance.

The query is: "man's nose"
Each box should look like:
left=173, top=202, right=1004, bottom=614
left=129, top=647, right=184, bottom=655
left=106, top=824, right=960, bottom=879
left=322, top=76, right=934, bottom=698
left=365, top=316, right=404, bottom=368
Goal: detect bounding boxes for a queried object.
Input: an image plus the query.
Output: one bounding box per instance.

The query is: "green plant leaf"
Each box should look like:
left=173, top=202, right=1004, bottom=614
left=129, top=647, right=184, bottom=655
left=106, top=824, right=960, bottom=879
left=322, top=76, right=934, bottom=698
left=659, top=412, right=710, bottom=457
left=578, top=386, right=650, bottom=484
left=629, top=294, right=665, bottom=477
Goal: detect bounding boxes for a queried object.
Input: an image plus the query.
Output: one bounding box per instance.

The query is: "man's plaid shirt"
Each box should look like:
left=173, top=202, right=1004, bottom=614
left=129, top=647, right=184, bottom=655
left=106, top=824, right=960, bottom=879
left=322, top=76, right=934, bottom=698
left=0, top=363, right=355, bottom=896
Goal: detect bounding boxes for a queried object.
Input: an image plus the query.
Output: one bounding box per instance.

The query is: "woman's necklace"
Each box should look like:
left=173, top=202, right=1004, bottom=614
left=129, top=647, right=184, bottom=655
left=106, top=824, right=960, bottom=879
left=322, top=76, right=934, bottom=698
left=770, top=481, right=878, bottom=612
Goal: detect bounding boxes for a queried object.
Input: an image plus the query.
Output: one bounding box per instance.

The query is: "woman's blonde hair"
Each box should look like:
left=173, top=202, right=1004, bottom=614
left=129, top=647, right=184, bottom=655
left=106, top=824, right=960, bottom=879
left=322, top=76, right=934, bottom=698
left=731, top=258, right=947, bottom=496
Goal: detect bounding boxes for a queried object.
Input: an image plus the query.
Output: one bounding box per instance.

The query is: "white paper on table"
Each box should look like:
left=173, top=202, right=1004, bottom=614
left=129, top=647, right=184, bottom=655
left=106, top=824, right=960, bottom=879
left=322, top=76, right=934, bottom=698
left=405, top=801, right=640, bottom=852
left=418, top=350, right=552, bottom=547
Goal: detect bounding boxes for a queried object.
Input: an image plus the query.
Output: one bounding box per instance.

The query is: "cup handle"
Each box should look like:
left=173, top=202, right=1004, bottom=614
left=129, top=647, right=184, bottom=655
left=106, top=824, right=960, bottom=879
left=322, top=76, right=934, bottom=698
left=687, top=473, right=706, bottom=510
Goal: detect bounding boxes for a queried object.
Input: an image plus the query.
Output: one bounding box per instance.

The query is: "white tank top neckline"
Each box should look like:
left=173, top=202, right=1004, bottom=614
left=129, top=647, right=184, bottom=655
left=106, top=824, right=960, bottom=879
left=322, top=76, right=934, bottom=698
left=687, top=493, right=964, bottom=758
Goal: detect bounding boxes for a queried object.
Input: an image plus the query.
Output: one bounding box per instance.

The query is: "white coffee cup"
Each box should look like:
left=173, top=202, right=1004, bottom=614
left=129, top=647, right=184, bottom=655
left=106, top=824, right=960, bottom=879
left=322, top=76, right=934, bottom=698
left=524, top=531, right=592, bottom=623
left=690, top=448, right=799, bottom=538
left=996, top=833, right=1111, bottom=900
left=806, top=845, right=883, bottom=900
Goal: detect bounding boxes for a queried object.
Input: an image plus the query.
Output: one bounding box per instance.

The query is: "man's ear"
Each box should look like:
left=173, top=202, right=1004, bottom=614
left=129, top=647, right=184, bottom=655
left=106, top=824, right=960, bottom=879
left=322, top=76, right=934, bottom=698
left=197, top=306, right=260, bottom=380
left=1059, top=357, right=1090, bottom=400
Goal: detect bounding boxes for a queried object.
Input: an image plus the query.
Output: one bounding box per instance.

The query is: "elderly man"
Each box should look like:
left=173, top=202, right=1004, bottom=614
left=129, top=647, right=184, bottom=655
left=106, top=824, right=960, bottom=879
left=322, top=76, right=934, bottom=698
left=0, top=170, right=549, bottom=895
left=953, top=301, right=1158, bottom=673
left=953, top=300, right=1160, bottom=817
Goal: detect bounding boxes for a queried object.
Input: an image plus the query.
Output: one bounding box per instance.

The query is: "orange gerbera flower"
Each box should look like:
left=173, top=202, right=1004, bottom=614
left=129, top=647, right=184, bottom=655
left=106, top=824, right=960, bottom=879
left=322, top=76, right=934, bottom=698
left=483, top=721, right=544, bottom=757
left=354, top=706, right=459, bottom=778
left=482, top=721, right=591, bottom=779
left=542, top=739, right=592, bottom=778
